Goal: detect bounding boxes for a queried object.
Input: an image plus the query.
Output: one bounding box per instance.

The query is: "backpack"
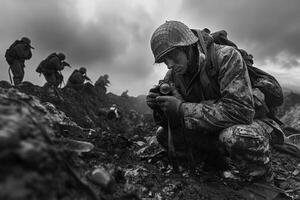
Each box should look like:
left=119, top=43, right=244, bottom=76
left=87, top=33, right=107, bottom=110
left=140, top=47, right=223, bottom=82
left=5, top=40, right=22, bottom=65
left=194, top=29, right=284, bottom=115
left=35, top=53, right=58, bottom=74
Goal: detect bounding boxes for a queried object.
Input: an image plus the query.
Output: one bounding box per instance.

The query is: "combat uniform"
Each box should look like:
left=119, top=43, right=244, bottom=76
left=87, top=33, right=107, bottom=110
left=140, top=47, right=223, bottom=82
left=95, top=75, right=110, bottom=94
left=66, top=69, right=90, bottom=90
left=8, top=41, right=32, bottom=85
left=154, top=43, right=281, bottom=182
left=41, top=54, right=65, bottom=88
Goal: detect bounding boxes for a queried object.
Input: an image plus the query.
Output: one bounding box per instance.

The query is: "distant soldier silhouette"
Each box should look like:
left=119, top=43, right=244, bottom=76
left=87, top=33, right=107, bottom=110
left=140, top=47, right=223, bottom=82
left=66, top=67, right=92, bottom=90
left=121, top=90, right=129, bottom=98
left=5, top=37, right=34, bottom=85
left=36, top=52, right=70, bottom=88
left=95, top=74, right=110, bottom=94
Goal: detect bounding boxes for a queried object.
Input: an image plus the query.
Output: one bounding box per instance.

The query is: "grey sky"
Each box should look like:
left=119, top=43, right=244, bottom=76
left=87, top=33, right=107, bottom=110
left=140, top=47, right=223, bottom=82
left=0, top=0, right=299, bottom=95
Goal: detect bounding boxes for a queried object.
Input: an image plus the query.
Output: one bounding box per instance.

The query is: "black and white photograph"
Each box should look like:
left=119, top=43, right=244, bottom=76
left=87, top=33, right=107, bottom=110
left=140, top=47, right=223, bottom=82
left=0, top=0, right=300, bottom=199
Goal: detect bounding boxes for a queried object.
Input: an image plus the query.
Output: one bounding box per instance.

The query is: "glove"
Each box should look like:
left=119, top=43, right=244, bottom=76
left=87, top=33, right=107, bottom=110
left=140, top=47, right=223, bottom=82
left=146, top=85, right=160, bottom=109
left=155, top=96, right=183, bottom=121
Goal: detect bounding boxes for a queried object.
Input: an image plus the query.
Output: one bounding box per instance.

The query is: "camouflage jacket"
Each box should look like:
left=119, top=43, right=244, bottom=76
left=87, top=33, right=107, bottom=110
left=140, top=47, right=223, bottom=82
left=155, top=44, right=256, bottom=132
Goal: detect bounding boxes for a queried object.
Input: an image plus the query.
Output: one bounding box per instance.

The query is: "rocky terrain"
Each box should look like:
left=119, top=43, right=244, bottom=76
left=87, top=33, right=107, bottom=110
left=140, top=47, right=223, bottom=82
left=1, top=81, right=300, bottom=200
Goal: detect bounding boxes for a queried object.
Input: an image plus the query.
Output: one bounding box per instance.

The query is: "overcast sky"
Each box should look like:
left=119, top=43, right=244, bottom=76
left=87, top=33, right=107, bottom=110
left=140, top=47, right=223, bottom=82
left=0, top=0, right=300, bottom=96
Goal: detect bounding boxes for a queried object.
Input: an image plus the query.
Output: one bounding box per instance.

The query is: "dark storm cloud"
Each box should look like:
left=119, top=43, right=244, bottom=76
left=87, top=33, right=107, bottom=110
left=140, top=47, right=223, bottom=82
left=0, top=0, right=128, bottom=65
left=180, top=0, right=300, bottom=68
left=0, top=0, right=156, bottom=88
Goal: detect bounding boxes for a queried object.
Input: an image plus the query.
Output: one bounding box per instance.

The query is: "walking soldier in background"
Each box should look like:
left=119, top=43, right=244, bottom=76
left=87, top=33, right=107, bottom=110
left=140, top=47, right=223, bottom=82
left=95, top=74, right=110, bottom=94
left=5, top=37, right=33, bottom=85
left=66, top=67, right=92, bottom=90
left=36, top=52, right=70, bottom=88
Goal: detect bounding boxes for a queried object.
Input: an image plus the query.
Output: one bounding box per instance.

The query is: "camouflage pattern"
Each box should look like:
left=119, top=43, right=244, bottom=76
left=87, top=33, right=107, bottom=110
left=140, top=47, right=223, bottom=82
left=150, top=21, right=198, bottom=62
left=153, top=42, right=277, bottom=181
left=179, top=45, right=255, bottom=130
left=219, top=120, right=273, bottom=181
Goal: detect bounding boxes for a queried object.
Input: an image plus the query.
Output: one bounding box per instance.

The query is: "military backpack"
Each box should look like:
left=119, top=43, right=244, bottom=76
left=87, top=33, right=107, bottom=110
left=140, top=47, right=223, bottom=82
left=194, top=29, right=284, bottom=117
left=5, top=40, right=23, bottom=65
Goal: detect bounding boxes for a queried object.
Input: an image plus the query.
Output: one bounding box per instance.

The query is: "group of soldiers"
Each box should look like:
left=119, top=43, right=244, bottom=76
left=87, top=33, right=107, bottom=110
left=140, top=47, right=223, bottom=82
left=5, top=37, right=110, bottom=93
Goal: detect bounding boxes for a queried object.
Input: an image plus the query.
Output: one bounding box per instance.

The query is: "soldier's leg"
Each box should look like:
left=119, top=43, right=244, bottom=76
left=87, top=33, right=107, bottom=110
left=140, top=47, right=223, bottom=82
left=219, top=120, right=273, bottom=182
left=43, top=73, right=56, bottom=87
left=56, top=72, right=63, bottom=88
left=10, top=60, right=24, bottom=85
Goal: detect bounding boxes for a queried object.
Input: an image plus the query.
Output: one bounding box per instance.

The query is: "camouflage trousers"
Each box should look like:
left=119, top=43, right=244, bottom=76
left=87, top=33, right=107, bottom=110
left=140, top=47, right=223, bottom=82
left=156, top=119, right=273, bottom=181
left=10, top=60, right=25, bottom=85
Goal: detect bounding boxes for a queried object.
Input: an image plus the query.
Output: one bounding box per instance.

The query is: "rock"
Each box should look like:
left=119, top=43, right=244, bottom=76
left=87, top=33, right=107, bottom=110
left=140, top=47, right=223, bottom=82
left=88, top=167, right=115, bottom=192
left=0, top=87, right=93, bottom=199
left=55, top=138, right=94, bottom=154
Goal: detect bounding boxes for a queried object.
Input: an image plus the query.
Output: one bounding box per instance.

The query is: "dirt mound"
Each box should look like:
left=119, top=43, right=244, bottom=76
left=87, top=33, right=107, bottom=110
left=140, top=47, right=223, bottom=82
left=0, top=87, right=94, bottom=200
left=1, top=82, right=300, bottom=200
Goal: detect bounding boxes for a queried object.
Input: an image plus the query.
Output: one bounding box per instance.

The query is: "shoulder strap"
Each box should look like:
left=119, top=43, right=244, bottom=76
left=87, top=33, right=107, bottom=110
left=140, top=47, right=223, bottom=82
left=194, top=29, right=220, bottom=94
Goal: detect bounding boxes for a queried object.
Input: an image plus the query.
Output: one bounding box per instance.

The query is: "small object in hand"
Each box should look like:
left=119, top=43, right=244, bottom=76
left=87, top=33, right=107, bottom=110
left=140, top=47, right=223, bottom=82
left=159, top=82, right=171, bottom=95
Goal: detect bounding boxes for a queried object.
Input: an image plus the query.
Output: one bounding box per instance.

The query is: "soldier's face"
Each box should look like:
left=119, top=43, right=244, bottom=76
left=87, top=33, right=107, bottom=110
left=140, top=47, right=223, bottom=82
left=163, top=49, right=188, bottom=75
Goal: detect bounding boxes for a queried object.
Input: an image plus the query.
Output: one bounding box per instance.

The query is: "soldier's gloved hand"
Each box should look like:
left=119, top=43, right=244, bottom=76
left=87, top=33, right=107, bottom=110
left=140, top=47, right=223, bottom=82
left=146, top=85, right=160, bottom=109
left=155, top=96, right=183, bottom=120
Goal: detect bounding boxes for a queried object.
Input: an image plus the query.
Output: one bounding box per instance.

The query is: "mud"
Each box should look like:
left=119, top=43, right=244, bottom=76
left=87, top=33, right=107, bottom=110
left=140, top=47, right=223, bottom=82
left=0, top=81, right=299, bottom=200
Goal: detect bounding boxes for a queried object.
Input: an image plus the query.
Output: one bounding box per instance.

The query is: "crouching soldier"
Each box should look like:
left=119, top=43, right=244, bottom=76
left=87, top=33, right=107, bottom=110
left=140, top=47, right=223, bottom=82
left=66, top=67, right=91, bottom=90
left=5, top=37, right=34, bottom=85
left=147, top=21, right=284, bottom=182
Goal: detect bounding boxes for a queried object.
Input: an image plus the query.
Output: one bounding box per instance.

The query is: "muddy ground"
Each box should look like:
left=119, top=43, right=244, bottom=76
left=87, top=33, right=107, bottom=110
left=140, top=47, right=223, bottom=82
left=0, top=81, right=299, bottom=200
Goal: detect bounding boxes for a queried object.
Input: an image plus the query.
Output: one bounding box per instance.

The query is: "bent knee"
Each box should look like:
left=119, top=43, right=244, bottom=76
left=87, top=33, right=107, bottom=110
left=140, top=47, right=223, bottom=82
left=219, top=122, right=270, bottom=152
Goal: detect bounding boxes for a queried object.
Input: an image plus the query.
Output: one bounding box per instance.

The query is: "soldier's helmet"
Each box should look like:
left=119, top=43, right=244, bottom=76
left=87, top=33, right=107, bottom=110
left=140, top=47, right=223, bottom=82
left=150, top=21, right=198, bottom=63
left=79, top=67, right=87, bottom=74
left=21, top=37, right=31, bottom=45
left=57, top=53, right=66, bottom=61
left=104, top=74, right=109, bottom=79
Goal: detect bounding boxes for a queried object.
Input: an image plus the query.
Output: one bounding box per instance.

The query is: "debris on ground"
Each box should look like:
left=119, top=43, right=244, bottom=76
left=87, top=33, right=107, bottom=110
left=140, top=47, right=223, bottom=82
left=0, top=82, right=300, bottom=199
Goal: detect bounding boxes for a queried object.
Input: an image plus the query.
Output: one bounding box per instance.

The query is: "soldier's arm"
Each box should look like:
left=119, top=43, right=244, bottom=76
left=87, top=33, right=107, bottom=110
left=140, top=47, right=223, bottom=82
left=62, top=61, right=71, bottom=67
left=180, top=46, right=255, bottom=132
left=84, top=75, right=91, bottom=80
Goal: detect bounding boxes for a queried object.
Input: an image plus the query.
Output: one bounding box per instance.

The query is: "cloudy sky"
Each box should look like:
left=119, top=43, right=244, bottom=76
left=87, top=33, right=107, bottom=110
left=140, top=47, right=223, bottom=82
left=0, top=0, right=300, bottom=96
